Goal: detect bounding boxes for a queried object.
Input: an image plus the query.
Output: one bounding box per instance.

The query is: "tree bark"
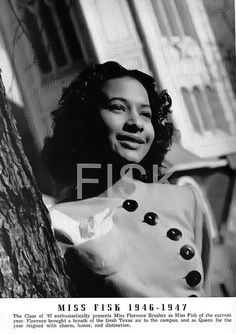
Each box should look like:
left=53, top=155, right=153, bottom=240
left=0, top=72, right=70, bottom=297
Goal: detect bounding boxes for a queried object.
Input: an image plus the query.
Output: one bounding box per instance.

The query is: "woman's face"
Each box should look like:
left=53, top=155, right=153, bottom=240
left=99, top=76, right=155, bottom=164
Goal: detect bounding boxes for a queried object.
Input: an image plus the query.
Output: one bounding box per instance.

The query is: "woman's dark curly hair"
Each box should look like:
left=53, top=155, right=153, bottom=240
left=42, top=61, right=174, bottom=191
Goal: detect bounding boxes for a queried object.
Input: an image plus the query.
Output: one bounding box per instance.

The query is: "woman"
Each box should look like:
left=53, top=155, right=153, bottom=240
left=43, top=61, right=212, bottom=297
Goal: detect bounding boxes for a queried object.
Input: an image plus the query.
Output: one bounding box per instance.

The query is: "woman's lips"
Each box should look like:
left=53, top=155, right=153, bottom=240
left=117, top=134, right=145, bottom=144
left=117, top=134, right=145, bottom=149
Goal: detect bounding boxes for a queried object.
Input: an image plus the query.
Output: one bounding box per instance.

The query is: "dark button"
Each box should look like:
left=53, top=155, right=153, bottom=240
left=185, top=271, right=202, bottom=287
left=189, top=295, right=198, bottom=297
left=180, top=245, right=195, bottom=260
left=122, top=199, right=138, bottom=212
left=167, top=228, right=182, bottom=241
left=143, top=212, right=160, bottom=226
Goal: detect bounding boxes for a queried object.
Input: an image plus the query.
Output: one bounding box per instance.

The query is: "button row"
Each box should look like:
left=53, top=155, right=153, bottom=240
left=122, top=199, right=201, bottom=290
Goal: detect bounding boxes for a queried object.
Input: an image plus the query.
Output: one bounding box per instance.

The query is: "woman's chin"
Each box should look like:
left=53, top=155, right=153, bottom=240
left=115, top=151, right=144, bottom=166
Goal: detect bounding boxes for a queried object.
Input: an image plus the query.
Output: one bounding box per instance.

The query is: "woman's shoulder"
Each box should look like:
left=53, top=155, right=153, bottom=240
left=143, top=182, right=195, bottom=206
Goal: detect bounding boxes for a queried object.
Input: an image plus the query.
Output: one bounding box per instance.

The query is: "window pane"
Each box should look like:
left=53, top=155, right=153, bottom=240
left=40, top=1, right=67, bottom=67
left=24, top=8, right=52, bottom=74
left=54, top=1, right=83, bottom=61
left=181, top=87, right=202, bottom=134
left=205, top=86, right=230, bottom=133
left=151, top=0, right=172, bottom=36
left=160, top=0, right=183, bottom=36
left=193, top=86, right=214, bottom=131
left=174, top=0, right=198, bottom=40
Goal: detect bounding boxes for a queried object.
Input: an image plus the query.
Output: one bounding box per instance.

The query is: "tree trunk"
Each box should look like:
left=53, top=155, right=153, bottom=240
left=0, top=72, right=70, bottom=297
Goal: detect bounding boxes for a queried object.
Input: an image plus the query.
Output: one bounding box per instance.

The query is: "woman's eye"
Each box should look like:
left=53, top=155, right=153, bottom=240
left=141, top=111, right=151, bottom=118
left=108, top=104, right=126, bottom=111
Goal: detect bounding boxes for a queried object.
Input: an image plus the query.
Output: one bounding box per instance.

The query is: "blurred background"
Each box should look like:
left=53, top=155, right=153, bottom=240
left=0, top=0, right=235, bottom=296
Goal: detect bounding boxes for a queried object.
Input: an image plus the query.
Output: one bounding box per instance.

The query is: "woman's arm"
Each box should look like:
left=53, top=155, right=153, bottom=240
left=188, top=185, right=214, bottom=296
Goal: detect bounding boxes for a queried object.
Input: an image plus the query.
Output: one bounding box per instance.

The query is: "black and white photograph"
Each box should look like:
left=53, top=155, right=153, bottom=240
left=0, top=0, right=236, bottom=332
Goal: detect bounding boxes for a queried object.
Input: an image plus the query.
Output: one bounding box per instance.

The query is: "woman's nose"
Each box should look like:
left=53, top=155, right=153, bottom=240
left=124, top=110, right=144, bottom=133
